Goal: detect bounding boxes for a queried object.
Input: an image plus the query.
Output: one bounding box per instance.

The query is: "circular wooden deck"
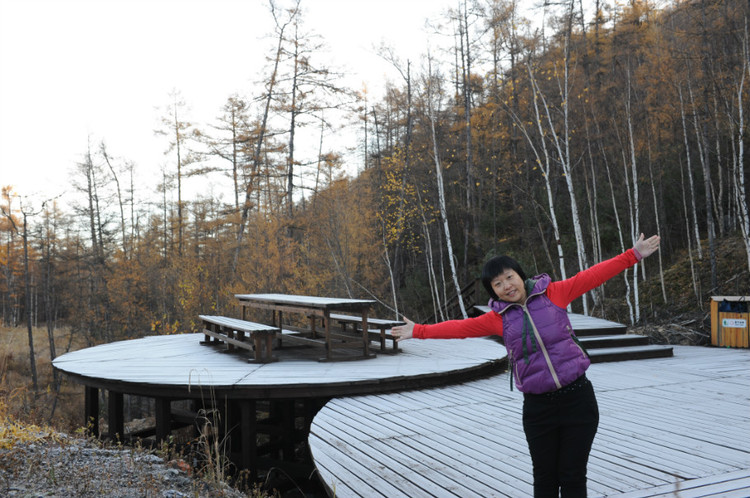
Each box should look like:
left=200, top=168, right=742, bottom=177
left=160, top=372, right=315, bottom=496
left=53, top=333, right=507, bottom=399
left=309, top=346, right=750, bottom=497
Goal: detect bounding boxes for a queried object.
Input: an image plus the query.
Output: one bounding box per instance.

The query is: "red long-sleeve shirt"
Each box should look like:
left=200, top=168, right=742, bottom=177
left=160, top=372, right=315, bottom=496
left=413, top=249, right=640, bottom=340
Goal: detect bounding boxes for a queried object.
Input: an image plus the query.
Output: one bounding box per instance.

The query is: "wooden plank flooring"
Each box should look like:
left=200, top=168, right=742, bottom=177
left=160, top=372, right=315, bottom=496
left=309, top=346, right=750, bottom=497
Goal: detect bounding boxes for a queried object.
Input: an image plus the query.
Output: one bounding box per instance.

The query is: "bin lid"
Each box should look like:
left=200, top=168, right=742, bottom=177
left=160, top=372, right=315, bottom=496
left=711, top=296, right=750, bottom=302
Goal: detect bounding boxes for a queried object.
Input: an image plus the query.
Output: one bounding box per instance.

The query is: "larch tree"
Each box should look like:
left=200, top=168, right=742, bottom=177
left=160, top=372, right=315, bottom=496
left=155, top=89, right=197, bottom=257
left=232, top=0, right=299, bottom=275
left=1, top=194, right=43, bottom=393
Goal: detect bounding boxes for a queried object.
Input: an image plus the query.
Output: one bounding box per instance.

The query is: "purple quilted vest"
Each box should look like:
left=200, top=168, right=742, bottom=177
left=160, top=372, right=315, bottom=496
left=489, top=274, right=590, bottom=394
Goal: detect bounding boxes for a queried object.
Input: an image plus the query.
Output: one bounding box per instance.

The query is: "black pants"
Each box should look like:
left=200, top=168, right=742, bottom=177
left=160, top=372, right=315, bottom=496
left=522, top=375, right=599, bottom=498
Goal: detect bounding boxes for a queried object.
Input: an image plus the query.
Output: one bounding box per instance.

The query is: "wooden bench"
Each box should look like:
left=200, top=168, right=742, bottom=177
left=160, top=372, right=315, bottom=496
left=198, top=315, right=280, bottom=363
left=328, top=313, right=405, bottom=353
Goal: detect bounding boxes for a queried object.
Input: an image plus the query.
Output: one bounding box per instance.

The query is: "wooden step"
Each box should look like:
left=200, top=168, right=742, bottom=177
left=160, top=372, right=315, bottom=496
left=568, top=314, right=627, bottom=337
left=579, top=334, right=650, bottom=349
left=588, top=344, right=673, bottom=363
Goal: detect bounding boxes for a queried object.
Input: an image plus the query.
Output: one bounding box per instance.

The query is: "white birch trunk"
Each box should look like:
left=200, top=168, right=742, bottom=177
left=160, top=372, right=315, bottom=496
left=624, top=74, right=640, bottom=323
left=426, top=56, right=468, bottom=319
left=423, top=223, right=443, bottom=322
left=416, top=186, right=444, bottom=322
left=647, top=159, right=668, bottom=303
left=736, top=23, right=750, bottom=273
left=518, top=63, right=568, bottom=283
left=679, top=145, right=701, bottom=302
left=532, top=55, right=588, bottom=313
left=381, top=238, right=399, bottom=320
left=688, top=82, right=718, bottom=289
left=678, top=85, right=704, bottom=260
left=604, top=147, right=634, bottom=325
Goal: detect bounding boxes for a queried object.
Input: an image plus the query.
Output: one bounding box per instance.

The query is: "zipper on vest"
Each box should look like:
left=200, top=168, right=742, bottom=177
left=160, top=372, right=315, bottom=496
left=568, top=324, right=589, bottom=358
left=521, top=302, right=562, bottom=390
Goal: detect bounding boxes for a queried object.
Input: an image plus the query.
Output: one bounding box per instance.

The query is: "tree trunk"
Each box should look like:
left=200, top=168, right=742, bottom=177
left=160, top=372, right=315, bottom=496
left=426, top=56, right=467, bottom=319
left=22, top=212, right=39, bottom=393
left=678, top=85, right=704, bottom=260
left=624, top=71, right=641, bottom=322
left=733, top=28, right=750, bottom=272
left=232, top=2, right=297, bottom=275
left=522, top=62, right=568, bottom=283
left=688, top=82, right=718, bottom=290
left=101, top=143, right=128, bottom=257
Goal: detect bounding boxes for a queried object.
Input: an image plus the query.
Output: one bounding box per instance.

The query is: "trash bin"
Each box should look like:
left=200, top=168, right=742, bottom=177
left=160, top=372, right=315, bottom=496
left=710, top=296, right=750, bottom=348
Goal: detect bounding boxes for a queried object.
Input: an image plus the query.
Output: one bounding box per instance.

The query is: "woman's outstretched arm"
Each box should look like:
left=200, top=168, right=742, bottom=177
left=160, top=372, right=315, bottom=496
left=548, top=234, right=661, bottom=308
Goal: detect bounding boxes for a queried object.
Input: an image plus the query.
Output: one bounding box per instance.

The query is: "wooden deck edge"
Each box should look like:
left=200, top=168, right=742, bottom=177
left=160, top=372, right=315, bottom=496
left=589, top=345, right=673, bottom=363
left=53, top=357, right=509, bottom=400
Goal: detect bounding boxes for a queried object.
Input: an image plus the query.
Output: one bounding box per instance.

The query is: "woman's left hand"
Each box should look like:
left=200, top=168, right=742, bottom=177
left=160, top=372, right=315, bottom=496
left=634, top=233, right=661, bottom=259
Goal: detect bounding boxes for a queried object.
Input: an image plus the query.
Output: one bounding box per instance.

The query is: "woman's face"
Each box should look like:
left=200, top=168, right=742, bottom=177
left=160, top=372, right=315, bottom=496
left=490, top=269, right=527, bottom=303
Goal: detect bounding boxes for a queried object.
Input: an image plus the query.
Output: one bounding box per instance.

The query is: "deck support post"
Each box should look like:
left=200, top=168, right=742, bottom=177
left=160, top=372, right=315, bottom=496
left=84, top=386, right=99, bottom=438
left=240, top=399, right=257, bottom=479
left=108, top=391, right=124, bottom=441
left=280, top=400, right=296, bottom=461
left=155, top=398, right=172, bottom=443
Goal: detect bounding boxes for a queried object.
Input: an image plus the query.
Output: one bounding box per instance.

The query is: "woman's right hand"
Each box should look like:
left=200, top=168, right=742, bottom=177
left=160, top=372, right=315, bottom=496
left=391, top=317, right=416, bottom=342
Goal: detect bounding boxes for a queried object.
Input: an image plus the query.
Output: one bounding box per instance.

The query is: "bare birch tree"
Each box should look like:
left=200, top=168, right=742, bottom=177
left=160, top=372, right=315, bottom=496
left=425, top=53, right=468, bottom=319
left=623, top=68, right=642, bottom=322
left=732, top=19, right=750, bottom=272
left=687, top=81, right=718, bottom=290
left=677, top=85, right=704, bottom=260
left=503, top=63, right=568, bottom=288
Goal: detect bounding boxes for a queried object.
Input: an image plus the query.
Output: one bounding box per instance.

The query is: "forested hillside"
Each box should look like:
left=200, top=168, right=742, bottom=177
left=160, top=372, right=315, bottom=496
left=2, top=0, right=748, bottom=372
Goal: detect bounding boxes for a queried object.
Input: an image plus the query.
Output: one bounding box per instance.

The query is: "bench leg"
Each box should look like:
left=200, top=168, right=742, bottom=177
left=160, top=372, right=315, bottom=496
left=248, top=332, right=278, bottom=363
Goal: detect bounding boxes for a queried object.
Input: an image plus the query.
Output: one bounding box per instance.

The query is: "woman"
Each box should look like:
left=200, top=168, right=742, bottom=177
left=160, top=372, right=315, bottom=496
left=391, top=233, right=661, bottom=498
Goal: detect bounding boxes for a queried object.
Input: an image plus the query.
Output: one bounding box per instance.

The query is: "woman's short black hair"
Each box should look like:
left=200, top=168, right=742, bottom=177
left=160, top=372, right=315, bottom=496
left=481, top=255, right=528, bottom=299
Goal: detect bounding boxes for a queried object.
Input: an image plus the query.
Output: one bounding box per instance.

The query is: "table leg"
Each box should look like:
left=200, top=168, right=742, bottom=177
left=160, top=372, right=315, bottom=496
left=324, top=312, right=331, bottom=360
left=253, top=333, right=263, bottom=362
left=265, top=333, right=274, bottom=359
left=362, top=310, right=370, bottom=357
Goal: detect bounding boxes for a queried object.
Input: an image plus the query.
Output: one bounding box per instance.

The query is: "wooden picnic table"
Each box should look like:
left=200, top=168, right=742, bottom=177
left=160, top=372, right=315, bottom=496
left=235, top=293, right=377, bottom=362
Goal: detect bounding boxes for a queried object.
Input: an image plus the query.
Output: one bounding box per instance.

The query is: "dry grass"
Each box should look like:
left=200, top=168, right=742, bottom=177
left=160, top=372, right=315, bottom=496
left=0, top=328, right=282, bottom=496
left=0, top=324, right=88, bottom=430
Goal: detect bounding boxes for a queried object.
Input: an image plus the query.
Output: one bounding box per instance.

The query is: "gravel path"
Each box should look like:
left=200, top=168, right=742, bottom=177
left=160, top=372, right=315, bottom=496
left=1, top=431, right=250, bottom=497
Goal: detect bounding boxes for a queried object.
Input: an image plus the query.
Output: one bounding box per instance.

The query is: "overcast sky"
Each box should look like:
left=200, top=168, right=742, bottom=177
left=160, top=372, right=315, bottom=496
left=0, top=0, right=458, bottom=205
